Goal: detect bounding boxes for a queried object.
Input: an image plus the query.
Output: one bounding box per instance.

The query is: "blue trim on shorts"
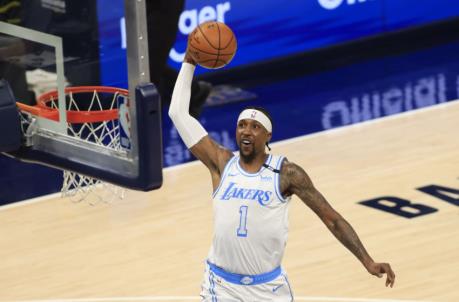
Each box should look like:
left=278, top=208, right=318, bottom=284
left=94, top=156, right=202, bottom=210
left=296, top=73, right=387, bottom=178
left=282, top=273, right=294, bottom=302
left=209, top=271, right=217, bottom=302
left=207, top=261, right=281, bottom=286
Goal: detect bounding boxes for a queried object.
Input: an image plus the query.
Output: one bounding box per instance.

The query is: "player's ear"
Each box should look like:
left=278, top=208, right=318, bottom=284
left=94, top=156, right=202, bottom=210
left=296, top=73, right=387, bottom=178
left=267, top=132, right=272, bottom=142
left=265, top=132, right=273, bottom=151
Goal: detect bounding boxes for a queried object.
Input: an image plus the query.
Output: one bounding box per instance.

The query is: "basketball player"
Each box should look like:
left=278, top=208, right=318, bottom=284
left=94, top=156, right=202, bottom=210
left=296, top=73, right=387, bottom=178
left=169, top=51, right=396, bottom=301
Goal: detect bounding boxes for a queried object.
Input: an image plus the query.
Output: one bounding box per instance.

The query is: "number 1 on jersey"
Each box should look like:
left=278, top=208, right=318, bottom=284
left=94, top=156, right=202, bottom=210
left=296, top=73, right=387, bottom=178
left=237, top=205, right=248, bottom=237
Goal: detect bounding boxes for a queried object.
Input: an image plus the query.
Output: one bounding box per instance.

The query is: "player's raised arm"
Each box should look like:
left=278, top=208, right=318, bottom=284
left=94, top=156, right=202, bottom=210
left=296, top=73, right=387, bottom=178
left=168, top=51, right=233, bottom=175
left=281, top=159, right=396, bottom=288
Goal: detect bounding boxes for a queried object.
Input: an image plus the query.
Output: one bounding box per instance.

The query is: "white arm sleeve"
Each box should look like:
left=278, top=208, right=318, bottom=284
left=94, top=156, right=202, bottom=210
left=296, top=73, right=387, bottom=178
left=168, top=63, right=208, bottom=148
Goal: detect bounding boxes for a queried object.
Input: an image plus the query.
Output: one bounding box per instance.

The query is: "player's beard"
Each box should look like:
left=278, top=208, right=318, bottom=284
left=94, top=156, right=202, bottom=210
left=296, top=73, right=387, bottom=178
left=240, top=147, right=257, bottom=163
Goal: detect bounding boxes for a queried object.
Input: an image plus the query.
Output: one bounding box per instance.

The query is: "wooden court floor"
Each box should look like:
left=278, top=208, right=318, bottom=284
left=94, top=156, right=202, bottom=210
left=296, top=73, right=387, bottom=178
left=0, top=101, right=458, bottom=302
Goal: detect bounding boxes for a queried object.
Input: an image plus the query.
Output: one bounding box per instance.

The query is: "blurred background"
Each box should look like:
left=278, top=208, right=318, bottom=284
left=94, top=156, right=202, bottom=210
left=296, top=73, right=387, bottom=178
left=1, top=0, right=459, bottom=205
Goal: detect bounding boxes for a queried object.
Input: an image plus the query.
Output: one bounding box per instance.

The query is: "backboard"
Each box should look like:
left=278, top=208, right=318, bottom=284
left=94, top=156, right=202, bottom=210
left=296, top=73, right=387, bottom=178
left=0, top=0, right=163, bottom=191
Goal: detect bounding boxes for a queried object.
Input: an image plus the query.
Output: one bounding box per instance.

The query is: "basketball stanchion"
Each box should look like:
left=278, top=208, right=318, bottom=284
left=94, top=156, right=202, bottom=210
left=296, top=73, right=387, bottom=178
left=16, top=86, right=131, bottom=205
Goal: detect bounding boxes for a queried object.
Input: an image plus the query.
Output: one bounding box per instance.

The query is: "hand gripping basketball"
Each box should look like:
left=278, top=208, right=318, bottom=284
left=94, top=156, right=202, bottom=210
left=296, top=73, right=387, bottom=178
left=187, top=21, right=237, bottom=69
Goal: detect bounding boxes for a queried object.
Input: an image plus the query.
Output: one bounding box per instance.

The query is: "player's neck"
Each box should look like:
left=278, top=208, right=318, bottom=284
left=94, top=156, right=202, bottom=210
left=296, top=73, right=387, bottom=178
left=239, top=153, right=269, bottom=173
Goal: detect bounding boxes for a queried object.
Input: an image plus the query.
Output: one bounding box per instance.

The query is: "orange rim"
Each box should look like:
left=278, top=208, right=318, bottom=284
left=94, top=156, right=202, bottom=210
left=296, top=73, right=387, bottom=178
left=17, top=86, right=129, bottom=123
left=16, top=102, right=59, bottom=121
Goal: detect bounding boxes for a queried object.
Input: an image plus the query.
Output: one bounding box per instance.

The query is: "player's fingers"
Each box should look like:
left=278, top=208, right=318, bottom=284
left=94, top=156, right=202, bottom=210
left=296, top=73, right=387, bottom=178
left=382, top=263, right=395, bottom=287
left=386, top=274, right=395, bottom=287
left=385, top=275, right=392, bottom=287
left=388, top=270, right=396, bottom=287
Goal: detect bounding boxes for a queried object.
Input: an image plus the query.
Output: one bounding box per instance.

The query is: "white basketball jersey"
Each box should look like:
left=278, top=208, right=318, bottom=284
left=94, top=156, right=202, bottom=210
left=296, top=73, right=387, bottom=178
left=207, top=154, right=292, bottom=275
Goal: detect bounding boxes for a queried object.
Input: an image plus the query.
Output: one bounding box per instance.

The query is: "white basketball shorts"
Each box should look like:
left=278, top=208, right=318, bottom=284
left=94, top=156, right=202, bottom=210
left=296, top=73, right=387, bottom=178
left=200, top=261, right=294, bottom=302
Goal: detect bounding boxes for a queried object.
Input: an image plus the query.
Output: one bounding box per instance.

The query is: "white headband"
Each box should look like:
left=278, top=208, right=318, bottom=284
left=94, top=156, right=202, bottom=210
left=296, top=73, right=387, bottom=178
left=237, top=109, right=272, bottom=133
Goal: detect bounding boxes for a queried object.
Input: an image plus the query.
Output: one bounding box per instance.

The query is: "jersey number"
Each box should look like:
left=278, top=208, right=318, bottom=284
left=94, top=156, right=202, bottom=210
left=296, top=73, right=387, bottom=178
left=237, top=206, right=248, bottom=237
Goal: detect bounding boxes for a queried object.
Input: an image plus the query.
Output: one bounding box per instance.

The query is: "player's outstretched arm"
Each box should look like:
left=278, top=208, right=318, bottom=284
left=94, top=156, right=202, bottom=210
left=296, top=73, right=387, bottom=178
left=168, top=51, right=233, bottom=176
left=281, top=159, right=396, bottom=287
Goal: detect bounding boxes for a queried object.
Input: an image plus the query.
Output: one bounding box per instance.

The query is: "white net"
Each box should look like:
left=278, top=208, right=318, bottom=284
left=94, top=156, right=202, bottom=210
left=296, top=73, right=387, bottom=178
left=20, top=87, right=130, bottom=205
left=61, top=173, right=126, bottom=205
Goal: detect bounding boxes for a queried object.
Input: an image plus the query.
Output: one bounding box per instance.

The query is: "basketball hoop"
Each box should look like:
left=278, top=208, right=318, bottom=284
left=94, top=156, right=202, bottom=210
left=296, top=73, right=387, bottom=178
left=16, top=86, right=131, bottom=205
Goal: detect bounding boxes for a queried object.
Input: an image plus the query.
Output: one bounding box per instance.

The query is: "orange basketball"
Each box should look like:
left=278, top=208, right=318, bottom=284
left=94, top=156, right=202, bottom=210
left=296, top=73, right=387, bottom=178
left=188, top=21, right=237, bottom=69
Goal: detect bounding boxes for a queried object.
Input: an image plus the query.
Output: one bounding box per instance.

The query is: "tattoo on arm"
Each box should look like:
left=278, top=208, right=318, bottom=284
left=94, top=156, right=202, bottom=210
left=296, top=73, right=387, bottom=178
left=331, top=217, right=373, bottom=267
left=283, top=160, right=373, bottom=268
